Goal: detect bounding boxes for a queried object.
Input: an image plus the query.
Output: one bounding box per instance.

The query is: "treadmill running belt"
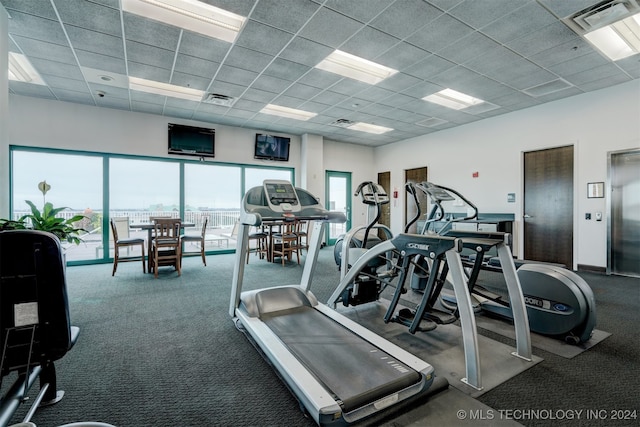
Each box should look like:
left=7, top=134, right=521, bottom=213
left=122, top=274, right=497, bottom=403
left=262, top=306, right=421, bottom=413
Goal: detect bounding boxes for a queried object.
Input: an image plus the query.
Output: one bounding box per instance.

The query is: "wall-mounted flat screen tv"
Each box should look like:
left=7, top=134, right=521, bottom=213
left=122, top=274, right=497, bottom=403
left=168, top=123, right=215, bottom=158
left=254, top=134, right=290, bottom=161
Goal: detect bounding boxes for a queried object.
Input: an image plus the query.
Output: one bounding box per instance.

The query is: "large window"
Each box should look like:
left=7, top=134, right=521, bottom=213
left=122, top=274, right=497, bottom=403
left=12, top=150, right=103, bottom=262
left=9, top=147, right=293, bottom=265
left=184, top=163, right=241, bottom=251
left=245, top=167, right=292, bottom=190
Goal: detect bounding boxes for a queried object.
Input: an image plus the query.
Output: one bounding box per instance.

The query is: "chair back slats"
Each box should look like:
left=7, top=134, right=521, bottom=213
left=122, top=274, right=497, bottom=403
left=151, top=218, right=182, bottom=278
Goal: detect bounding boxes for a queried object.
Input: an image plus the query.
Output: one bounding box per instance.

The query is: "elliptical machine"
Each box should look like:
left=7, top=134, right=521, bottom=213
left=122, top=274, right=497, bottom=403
left=332, top=181, right=396, bottom=306
left=411, top=181, right=597, bottom=344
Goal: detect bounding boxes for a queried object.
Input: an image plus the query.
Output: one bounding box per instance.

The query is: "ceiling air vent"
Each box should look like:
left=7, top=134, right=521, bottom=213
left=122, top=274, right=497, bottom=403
left=416, top=117, right=448, bottom=128
left=565, top=0, right=640, bottom=33
left=202, top=93, right=236, bottom=107
left=330, top=118, right=356, bottom=128
left=524, top=79, right=574, bottom=97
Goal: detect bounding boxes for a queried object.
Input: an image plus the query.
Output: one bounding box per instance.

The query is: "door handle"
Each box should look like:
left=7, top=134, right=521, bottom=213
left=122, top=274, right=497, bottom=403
left=523, top=214, right=532, bottom=218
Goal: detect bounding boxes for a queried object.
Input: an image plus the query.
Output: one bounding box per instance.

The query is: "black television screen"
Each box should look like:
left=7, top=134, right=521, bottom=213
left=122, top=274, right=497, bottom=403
left=168, top=123, right=215, bottom=158
left=254, top=134, right=290, bottom=161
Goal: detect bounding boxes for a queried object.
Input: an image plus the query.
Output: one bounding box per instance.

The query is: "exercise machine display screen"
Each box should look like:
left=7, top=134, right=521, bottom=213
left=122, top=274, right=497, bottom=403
left=264, top=182, right=299, bottom=209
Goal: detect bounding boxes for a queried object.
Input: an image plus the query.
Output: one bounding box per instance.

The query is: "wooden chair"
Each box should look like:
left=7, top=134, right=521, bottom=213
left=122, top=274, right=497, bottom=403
left=110, top=217, right=145, bottom=276
left=247, top=225, right=268, bottom=264
left=270, top=220, right=303, bottom=266
left=296, top=220, right=310, bottom=254
left=181, top=216, right=208, bottom=266
left=150, top=218, right=182, bottom=278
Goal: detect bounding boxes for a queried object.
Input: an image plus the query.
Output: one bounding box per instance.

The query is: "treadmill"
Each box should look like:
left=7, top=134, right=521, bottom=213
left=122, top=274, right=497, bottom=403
left=229, top=180, right=437, bottom=426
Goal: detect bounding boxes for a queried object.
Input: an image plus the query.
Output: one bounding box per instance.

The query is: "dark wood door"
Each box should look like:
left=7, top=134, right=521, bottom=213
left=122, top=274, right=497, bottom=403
left=377, top=171, right=390, bottom=238
left=523, top=145, right=574, bottom=268
left=405, top=167, right=428, bottom=234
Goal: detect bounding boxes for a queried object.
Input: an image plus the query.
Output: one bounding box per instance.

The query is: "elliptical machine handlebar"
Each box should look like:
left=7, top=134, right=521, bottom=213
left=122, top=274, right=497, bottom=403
left=404, top=182, right=421, bottom=233
left=413, top=182, right=479, bottom=234
left=352, top=181, right=390, bottom=248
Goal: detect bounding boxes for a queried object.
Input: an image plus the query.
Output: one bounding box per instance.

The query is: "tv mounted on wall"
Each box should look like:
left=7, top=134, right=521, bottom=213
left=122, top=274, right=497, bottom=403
left=168, top=123, right=215, bottom=158
left=254, top=134, right=290, bottom=161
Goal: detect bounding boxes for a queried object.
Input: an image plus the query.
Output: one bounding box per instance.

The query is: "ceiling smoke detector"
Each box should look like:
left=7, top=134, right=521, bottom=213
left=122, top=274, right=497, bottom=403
left=202, top=93, right=236, bottom=106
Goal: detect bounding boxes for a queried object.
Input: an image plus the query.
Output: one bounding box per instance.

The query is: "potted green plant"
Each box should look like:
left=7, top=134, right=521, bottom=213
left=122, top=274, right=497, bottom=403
left=0, top=181, right=87, bottom=244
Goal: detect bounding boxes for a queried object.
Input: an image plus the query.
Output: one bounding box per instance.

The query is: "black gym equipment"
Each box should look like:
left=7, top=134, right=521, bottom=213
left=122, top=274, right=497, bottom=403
left=0, top=230, right=80, bottom=427
left=410, top=181, right=597, bottom=345
left=332, top=182, right=396, bottom=307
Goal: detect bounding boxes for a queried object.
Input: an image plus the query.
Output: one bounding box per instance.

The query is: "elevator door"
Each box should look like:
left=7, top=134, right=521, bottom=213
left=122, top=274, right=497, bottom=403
left=608, top=149, right=640, bottom=277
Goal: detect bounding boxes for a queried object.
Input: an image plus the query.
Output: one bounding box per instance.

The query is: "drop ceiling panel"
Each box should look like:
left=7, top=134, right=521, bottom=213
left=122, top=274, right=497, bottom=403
left=250, top=0, right=319, bottom=33
left=2, top=0, right=58, bottom=19
left=449, top=0, right=530, bottom=29
left=298, top=7, right=364, bottom=48
left=75, top=51, right=126, bottom=75
left=55, top=0, right=122, bottom=36
left=123, top=13, right=181, bottom=50
left=263, top=58, right=311, bottom=81
left=407, top=14, right=474, bottom=53
left=481, top=2, right=557, bottom=43
left=224, top=46, right=273, bottom=73
left=235, top=20, right=294, bottom=55
left=506, top=22, right=579, bottom=58
left=178, top=32, right=231, bottom=62
left=374, top=42, right=430, bottom=70
left=6, top=11, right=68, bottom=45
left=436, top=32, right=502, bottom=64
left=65, top=25, right=124, bottom=59
left=31, top=58, right=84, bottom=81
left=323, top=0, right=393, bottom=23
left=173, top=54, right=219, bottom=80
left=370, top=0, right=442, bottom=39
left=127, top=62, right=171, bottom=82
left=216, top=65, right=258, bottom=86
left=339, top=26, right=401, bottom=61
left=404, top=55, right=457, bottom=80
left=171, top=72, right=211, bottom=92
left=10, top=35, right=76, bottom=64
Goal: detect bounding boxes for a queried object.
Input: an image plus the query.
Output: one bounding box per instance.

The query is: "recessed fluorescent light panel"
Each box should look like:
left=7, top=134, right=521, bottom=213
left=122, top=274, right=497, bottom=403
left=8, top=52, right=46, bottom=85
left=122, top=0, right=246, bottom=42
left=584, top=12, right=640, bottom=60
left=347, top=122, right=393, bottom=134
left=423, top=88, right=485, bottom=110
left=260, top=104, right=317, bottom=121
left=315, top=50, right=398, bottom=85
left=129, top=76, right=204, bottom=101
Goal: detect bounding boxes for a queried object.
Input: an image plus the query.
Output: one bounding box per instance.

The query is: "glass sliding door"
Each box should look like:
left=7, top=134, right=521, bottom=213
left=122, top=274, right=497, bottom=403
left=11, top=150, right=103, bottom=262
left=325, top=171, right=351, bottom=246
left=184, top=163, right=241, bottom=251
left=109, top=158, right=179, bottom=259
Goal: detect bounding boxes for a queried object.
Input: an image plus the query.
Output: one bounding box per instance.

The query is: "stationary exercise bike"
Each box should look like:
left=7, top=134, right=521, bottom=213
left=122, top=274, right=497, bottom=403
left=332, top=181, right=396, bottom=306
left=410, top=181, right=597, bottom=344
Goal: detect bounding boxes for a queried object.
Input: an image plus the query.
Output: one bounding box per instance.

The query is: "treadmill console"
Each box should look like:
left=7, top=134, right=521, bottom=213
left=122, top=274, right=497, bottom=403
left=264, top=180, right=301, bottom=213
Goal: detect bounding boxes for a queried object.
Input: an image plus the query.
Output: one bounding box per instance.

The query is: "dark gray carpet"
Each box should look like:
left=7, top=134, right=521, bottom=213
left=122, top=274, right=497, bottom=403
left=4, top=250, right=639, bottom=427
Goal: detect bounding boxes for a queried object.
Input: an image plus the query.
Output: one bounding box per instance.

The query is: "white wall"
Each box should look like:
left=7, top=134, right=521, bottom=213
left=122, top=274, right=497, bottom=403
left=6, top=95, right=302, bottom=170
left=374, top=79, right=640, bottom=269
